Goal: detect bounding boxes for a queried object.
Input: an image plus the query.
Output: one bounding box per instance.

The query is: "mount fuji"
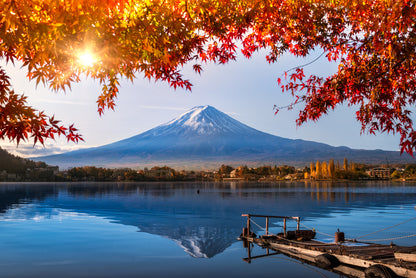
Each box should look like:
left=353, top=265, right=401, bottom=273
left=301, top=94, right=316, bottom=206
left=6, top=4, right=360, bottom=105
left=36, top=105, right=413, bottom=168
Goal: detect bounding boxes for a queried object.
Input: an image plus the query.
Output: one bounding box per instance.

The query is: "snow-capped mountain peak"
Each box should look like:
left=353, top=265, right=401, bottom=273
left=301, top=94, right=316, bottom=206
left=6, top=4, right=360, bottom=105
left=156, top=105, right=256, bottom=136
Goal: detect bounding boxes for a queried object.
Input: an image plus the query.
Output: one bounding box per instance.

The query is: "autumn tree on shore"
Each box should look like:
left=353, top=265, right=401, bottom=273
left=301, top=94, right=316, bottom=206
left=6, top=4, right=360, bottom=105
left=328, top=159, right=335, bottom=178
left=307, top=158, right=356, bottom=180
left=343, top=158, right=349, bottom=173
left=2, top=0, right=416, bottom=155
left=315, top=160, right=322, bottom=179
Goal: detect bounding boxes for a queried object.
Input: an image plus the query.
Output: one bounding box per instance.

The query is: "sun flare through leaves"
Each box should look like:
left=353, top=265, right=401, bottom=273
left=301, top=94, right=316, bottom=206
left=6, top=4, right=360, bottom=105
left=77, top=51, right=97, bottom=68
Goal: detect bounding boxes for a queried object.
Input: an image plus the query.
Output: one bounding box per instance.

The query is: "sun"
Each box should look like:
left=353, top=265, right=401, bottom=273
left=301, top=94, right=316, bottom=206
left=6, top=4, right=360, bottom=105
left=78, top=51, right=96, bottom=68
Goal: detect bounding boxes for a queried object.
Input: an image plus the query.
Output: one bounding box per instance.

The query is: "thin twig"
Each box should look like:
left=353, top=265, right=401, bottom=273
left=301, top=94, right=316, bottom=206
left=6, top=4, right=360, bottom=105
left=284, top=51, right=326, bottom=74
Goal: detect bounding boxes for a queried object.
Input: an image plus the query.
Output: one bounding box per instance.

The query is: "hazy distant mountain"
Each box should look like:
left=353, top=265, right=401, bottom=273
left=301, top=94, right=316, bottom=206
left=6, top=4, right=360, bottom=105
left=35, top=105, right=414, bottom=168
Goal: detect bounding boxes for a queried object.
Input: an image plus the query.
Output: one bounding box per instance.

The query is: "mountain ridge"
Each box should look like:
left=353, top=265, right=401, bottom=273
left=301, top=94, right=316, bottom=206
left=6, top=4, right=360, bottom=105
left=35, top=105, right=414, bottom=169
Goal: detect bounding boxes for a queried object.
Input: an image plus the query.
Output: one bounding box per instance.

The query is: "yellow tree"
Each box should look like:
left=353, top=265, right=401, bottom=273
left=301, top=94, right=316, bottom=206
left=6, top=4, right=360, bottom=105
left=328, top=159, right=335, bottom=179
left=321, top=161, right=328, bottom=178
left=343, top=158, right=349, bottom=172
left=316, top=160, right=322, bottom=180
left=350, top=161, right=356, bottom=172
left=310, top=162, right=315, bottom=179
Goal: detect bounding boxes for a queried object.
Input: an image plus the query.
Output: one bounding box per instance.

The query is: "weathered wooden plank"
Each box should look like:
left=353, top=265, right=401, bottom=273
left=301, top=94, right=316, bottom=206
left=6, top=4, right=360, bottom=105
left=274, top=244, right=367, bottom=278
left=268, top=241, right=328, bottom=257
left=395, top=252, right=416, bottom=262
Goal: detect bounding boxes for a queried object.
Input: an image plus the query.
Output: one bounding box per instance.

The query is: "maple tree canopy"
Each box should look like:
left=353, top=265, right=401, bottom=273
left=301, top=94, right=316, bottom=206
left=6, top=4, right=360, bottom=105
left=1, top=0, right=416, bottom=155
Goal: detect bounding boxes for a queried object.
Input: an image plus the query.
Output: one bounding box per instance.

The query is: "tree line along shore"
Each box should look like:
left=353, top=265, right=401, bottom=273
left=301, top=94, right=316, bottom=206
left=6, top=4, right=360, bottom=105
left=0, top=147, right=414, bottom=182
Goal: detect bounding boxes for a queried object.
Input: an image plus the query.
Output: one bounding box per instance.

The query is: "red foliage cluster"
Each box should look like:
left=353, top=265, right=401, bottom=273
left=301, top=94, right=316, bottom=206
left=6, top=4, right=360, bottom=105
left=240, top=0, right=416, bottom=156
left=0, top=69, right=83, bottom=145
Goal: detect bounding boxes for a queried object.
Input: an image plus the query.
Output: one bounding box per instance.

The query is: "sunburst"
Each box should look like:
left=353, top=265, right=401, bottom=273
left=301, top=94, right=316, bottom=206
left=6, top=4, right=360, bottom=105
left=77, top=51, right=96, bottom=68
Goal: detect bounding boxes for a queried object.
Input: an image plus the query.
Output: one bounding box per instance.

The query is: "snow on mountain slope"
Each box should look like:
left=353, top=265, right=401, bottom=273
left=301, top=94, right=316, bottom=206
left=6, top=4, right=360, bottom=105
left=155, top=105, right=258, bottom=136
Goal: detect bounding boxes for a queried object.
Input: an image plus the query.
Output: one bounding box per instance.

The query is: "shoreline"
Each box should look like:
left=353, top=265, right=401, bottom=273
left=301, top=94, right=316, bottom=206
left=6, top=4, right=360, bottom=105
left=0, top=178, right=414, bottom=185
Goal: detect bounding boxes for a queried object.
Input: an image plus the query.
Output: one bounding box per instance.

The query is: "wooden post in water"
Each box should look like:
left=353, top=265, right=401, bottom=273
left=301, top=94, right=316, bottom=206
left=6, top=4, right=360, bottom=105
left=247, top=240, right=251, bottom=264
left=297, top=217, right=300, bottom=231
left=283, top=218, right=287, bottom=237
left=247, top=215, right=251, bottom=236
left=265, top=217, right=269, bottom=236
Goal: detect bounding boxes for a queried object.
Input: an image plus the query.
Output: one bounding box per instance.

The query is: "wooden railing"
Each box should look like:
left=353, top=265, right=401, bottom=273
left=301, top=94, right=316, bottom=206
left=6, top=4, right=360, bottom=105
left=241, top=214, right=300, bottom=237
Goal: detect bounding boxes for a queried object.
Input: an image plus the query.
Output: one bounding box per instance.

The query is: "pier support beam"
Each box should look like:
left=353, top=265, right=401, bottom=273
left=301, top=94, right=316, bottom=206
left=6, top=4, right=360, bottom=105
left=266, top=217, right=269, bottom=236
left=247, top=215, right=251, bottom=236
left=283, top=218, right=287, bottom=237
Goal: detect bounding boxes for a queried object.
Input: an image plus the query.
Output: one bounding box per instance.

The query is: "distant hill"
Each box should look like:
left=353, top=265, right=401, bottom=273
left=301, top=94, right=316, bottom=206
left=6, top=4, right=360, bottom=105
left=0, top=148, right=40, bottom=173
left=35, top=105, right=415, bottom=169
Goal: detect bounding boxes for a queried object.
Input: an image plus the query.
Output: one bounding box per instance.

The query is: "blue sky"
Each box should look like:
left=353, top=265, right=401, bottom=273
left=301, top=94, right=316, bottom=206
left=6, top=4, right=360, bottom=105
left=2, top=49, right=403, bottom=158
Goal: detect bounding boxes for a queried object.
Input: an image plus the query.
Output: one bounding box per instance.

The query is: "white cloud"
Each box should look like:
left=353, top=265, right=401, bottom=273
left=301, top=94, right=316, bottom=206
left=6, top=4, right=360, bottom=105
left=1, top=142, right=95, bottom=158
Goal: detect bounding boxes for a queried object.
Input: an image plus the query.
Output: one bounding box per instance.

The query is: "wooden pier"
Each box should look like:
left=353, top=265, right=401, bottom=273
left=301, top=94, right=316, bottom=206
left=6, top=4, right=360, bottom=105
left=239, top=214, right=416, bottom=278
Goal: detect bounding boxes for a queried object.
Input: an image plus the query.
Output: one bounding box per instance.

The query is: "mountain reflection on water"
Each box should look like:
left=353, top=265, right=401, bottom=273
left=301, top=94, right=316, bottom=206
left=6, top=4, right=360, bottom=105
left=0, top=181, right=415, bottom=259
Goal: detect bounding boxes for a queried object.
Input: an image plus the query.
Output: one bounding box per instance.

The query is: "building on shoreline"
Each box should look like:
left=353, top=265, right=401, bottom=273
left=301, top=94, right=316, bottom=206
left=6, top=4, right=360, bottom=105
left=366, top=167, right=392, bottom=179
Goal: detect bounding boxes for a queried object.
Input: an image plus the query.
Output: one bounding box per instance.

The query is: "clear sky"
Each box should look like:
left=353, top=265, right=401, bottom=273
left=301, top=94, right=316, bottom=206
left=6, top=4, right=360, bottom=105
left=1, top=49, right=404, bottom=158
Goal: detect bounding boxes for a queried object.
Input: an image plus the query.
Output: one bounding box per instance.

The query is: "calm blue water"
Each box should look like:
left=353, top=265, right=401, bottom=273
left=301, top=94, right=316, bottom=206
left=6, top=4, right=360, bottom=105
left=0, top=181, right=415, bottom=278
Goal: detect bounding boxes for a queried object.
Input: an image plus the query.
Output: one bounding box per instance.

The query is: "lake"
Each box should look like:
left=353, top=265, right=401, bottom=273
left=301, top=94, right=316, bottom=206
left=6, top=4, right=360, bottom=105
left=0, top=181, right=415, bottom=278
